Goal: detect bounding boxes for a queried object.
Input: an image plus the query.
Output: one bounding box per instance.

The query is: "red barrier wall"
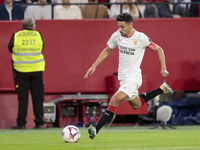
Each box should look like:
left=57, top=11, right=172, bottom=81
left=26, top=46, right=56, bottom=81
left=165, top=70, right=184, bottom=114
left=1, top=18, right=200, bottom=93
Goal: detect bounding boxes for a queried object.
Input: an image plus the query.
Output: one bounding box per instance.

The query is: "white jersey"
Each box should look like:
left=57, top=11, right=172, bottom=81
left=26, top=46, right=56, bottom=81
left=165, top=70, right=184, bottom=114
left=24, top=3, right=52, bottom=20
left=107, top=29, right=156, bottom=81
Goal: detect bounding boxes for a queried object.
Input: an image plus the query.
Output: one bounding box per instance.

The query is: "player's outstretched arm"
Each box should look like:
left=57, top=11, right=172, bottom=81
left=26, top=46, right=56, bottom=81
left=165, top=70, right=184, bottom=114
left=152, top=45, right=169, bottom=78
left=84, top=47, right=112, bottom=79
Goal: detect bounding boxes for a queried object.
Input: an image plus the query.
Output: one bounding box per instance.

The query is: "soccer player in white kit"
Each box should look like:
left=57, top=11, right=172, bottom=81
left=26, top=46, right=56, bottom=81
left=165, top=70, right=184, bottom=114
left=84, top=12, right=173, bottom=140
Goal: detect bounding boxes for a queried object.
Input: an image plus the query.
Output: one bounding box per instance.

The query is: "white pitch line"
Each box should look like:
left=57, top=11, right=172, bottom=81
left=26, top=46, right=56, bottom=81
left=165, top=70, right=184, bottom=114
left=96, top=147, right=200, bottom=150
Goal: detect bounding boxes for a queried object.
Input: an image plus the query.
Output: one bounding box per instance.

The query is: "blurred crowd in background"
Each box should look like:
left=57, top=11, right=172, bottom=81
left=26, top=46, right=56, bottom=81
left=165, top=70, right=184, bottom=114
left=0, top=0, right=199, bottom=20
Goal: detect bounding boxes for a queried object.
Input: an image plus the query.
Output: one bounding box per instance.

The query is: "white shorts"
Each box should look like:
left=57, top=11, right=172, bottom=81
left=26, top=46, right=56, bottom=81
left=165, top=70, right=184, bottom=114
left=118, top=77, right=142, bottom=101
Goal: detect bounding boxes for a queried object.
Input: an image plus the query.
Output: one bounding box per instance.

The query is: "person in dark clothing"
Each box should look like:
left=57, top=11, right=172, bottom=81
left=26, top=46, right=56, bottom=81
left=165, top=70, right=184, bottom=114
left=157, top=0, right=186, bottom=18
left=135, top=0, right=159, bottom=18
left=0, top=0, right=24, bottom=20
left=8, top=17, right=45, bottom=129
left=189, top=0, right=200, bottom=17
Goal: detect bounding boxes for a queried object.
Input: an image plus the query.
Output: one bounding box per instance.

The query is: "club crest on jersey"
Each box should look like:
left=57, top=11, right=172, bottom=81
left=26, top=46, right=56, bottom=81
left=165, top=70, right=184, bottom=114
left=133, top=40, right=138, bottom=46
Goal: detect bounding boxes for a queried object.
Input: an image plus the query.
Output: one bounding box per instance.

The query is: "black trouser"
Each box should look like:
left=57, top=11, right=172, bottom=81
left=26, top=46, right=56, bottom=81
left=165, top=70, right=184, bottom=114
left=15, top=71, right=44, bottom=126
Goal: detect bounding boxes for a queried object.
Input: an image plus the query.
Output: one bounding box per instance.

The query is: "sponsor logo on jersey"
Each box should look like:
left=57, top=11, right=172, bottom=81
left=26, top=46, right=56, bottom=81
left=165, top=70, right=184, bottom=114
left=119, top=38, right=123, bottom=41
left=118, top=45, right=135, bottom=55
left=123, top=86, right=127, bottom=89
left=133, top=40, right=138, bottom=46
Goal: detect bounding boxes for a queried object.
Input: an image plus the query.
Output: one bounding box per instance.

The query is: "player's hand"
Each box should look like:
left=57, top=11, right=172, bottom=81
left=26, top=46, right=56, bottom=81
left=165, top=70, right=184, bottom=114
left=84, top=67, right=96, bottom=79
left=161, top=70, right=169, bottom=77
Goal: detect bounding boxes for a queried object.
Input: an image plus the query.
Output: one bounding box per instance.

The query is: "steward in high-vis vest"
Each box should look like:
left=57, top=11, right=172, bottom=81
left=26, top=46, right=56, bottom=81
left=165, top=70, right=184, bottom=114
left=12, top=30, right=45, bottom=72
left=8, top=17, right=45, bottom=129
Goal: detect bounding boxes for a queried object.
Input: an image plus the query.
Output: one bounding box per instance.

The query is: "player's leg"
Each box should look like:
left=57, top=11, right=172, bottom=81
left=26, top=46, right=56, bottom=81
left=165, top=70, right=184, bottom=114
left=96, top=90, right=127, bottom=131
left=88, top=90, right=128, bottom=140
left=139, top=82, right=173, bottom=104
left=89, top=78, right=140, bottom=138
left=128, top=82, right=173, bottom=110
left=127, top=96, right=143, bottom=110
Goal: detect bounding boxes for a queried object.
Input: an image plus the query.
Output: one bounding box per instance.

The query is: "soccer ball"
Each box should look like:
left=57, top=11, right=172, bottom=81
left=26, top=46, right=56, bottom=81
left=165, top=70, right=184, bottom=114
left=62, top=125, right=81, bottom=143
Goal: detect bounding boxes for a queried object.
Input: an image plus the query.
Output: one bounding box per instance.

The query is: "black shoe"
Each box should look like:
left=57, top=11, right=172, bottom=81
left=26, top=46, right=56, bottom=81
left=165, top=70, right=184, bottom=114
left=11, top=125, right=26, bottom=129
left=32, top=125, right=44, bottom=129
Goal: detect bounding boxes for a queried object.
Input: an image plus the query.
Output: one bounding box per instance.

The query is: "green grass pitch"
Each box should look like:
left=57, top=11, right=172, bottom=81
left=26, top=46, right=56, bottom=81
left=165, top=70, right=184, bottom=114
left=0, top=126, right=200, bottom=150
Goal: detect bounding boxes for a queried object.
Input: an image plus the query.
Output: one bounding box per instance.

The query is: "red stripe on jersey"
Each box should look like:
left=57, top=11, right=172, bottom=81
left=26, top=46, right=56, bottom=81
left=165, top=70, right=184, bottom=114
left=107, top=44, right=113, bottom=50
left=147, top=42, right=156, bottom=50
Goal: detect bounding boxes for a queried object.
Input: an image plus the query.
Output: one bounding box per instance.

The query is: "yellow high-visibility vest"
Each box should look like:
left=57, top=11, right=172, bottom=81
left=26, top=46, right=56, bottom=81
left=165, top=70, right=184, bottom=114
left=12, top=29, right=45, bottom=72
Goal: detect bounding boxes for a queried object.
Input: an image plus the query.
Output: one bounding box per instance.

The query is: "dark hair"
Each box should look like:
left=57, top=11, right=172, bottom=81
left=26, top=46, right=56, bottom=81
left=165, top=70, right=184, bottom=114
left=116, top=13, right=133, bottom=24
